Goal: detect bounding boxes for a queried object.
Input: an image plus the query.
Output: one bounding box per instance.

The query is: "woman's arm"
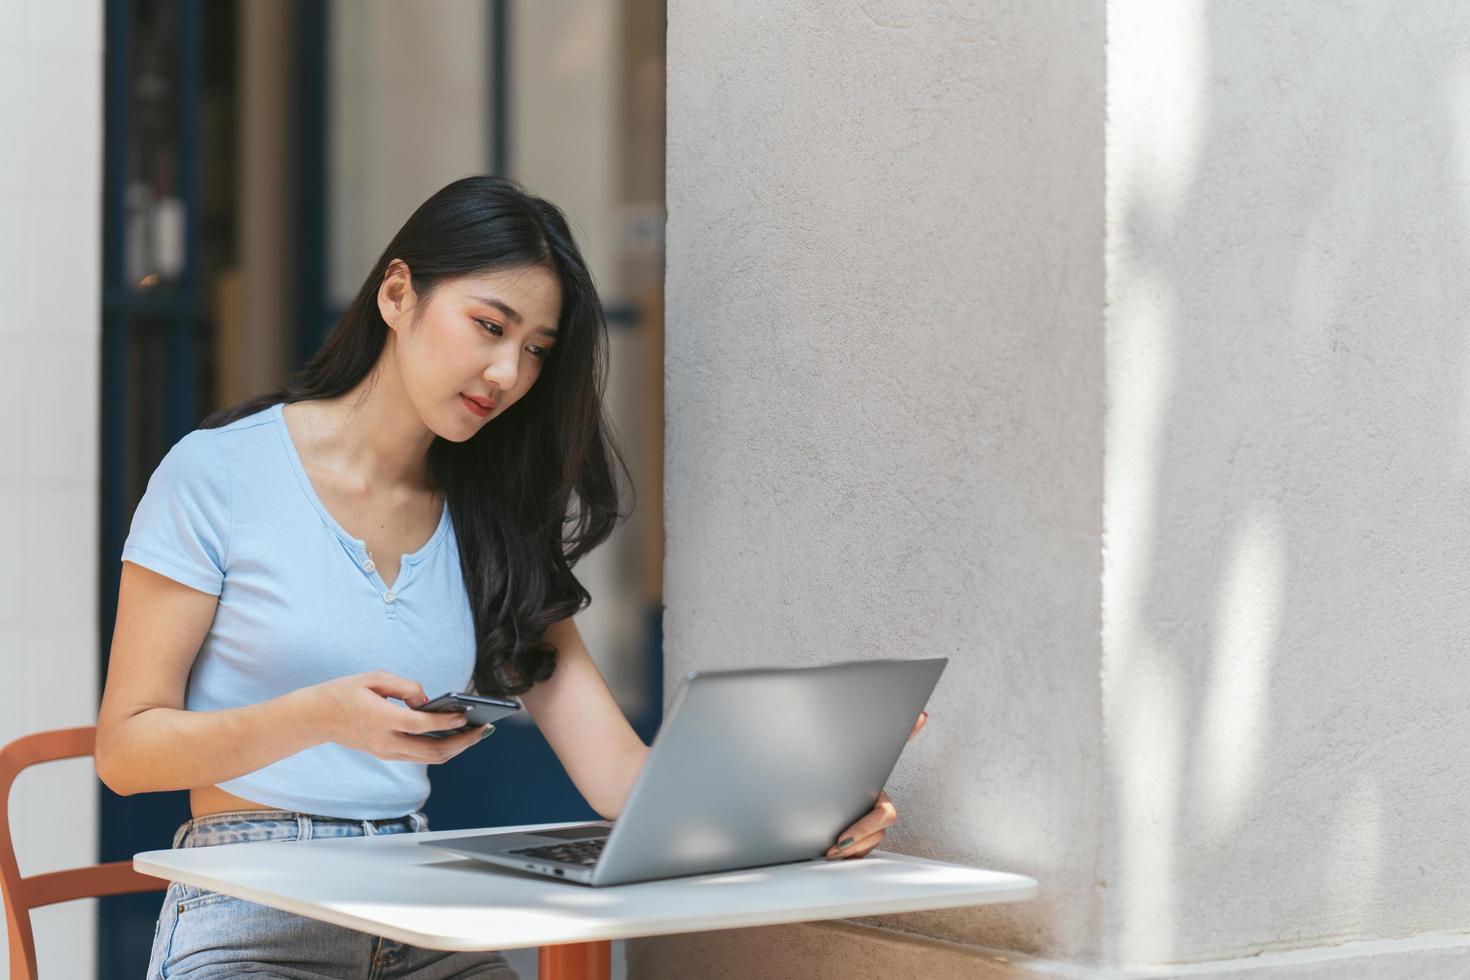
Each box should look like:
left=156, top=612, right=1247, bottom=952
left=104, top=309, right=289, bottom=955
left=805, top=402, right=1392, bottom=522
left=96, top=562, right=475, bottom=795
left=96, top=561, right=328, bottom=794
left=519, top=617, right=650, bottom=820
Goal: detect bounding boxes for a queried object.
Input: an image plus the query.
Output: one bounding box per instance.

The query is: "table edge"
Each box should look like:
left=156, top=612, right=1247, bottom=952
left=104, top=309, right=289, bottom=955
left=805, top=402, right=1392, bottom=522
left=133, top=850, right=1039, bottom=953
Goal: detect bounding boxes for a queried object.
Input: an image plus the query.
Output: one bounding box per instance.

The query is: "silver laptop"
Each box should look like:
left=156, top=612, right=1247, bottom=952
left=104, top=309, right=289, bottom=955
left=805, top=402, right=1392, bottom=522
left=419, top=656, right=947, bottom=886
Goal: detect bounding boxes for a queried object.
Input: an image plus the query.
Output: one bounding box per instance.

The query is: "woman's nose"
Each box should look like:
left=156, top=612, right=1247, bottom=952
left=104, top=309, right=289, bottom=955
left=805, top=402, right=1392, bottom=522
left=483, top=351, right=519, bottom=390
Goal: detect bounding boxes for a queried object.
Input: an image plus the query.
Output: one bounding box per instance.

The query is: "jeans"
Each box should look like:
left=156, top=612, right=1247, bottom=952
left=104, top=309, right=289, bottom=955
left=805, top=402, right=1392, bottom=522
left=145, top=808, right=521, bottom=980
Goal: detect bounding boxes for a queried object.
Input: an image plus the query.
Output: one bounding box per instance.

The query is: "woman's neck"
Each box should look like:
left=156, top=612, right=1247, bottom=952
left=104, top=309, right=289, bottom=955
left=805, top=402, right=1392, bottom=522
left=291, top=385, right=437, bottom=495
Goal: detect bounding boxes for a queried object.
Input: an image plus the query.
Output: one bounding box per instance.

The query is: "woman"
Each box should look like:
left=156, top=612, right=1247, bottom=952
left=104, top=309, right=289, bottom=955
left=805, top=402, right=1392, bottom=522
left=97, top=175, right=920, bottom=979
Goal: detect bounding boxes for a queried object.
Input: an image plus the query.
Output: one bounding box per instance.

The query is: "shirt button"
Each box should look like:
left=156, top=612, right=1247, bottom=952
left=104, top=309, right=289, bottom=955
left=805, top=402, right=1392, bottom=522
left=363, top=559, right=376, bottom=572
left=384, top=591, right=396, bottom=603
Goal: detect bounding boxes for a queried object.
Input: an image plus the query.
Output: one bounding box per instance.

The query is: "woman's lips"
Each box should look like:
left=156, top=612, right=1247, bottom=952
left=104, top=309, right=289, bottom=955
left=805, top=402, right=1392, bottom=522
left=461, top=394, right=494, bottom=417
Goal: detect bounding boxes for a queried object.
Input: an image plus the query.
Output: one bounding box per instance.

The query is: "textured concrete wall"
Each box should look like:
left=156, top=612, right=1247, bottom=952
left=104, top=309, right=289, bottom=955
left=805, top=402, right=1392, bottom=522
left=660, top=0, right=1470, bottom=975
left=650, top=0, right=1107, bottom=968
left=1103, top=0, right=1470, bottom=968
left=628, top=920, right=1038, bottom=979
left=630, top=926, right=1470, bottom=980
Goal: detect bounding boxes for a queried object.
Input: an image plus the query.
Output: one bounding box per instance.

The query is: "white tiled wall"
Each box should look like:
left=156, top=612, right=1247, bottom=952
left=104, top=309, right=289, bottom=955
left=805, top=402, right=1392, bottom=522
left=0, top=1, right=104, bottom=978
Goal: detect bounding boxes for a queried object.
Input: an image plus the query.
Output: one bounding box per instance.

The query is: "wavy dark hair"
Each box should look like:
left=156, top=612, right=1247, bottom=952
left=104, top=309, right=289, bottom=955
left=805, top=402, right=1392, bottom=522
left=200, top=174, right=631, bottom=698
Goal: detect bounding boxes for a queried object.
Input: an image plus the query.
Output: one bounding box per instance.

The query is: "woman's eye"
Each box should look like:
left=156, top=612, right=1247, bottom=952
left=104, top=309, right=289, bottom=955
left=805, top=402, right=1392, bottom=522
left=477, top=318, right=548, bottom=360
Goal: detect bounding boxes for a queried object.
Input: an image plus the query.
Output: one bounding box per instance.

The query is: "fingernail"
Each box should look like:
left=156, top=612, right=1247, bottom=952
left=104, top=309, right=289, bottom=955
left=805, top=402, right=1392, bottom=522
left=478, top=724, right=495, bottom=740
left=837, top=836, right=856, bottom=850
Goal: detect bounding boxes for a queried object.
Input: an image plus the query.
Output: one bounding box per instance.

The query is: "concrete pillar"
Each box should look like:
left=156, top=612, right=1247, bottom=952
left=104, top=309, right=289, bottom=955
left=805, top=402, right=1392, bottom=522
left=642, top=0, right=1470, bottom=976
left=1101, top=0, right=1470, bottom=972
left=643, top=0, right=1106, bottom=971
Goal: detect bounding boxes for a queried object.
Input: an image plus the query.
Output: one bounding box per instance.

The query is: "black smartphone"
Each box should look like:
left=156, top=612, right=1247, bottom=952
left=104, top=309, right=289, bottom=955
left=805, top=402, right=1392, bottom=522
left=412, top=692, right=522, bottom=738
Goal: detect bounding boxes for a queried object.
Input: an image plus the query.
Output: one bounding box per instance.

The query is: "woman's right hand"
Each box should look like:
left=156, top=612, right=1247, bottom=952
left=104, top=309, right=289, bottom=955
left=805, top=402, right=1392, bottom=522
left=305, top=671, right=490, bottom=764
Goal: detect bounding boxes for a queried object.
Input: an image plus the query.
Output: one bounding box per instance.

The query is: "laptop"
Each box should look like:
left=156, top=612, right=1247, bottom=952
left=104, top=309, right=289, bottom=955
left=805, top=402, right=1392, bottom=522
left=419, top=656, right=947, bottom=886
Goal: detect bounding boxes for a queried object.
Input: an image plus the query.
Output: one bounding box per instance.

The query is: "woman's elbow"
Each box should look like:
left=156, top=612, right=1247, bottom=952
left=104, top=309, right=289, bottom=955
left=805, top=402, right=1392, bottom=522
left=93, top=733, right=137, bottom=797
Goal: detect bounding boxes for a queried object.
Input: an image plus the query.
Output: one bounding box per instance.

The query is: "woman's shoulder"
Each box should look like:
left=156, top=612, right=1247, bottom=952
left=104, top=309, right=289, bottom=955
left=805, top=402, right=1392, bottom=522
left=185, top=403, right=281, bottom=463
left=152, top=404, right=279, bottom=492
left=207, top=402, right=280, bottom=436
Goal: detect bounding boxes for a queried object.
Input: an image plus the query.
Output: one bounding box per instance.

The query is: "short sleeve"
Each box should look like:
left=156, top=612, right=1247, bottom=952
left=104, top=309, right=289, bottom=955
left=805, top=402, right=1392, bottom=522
left=121, top=429, right=233, bottom=595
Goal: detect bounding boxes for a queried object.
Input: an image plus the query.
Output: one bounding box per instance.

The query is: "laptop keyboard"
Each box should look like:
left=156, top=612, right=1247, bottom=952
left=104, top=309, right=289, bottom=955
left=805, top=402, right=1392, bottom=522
left=509, top=838, right=607, bottom=867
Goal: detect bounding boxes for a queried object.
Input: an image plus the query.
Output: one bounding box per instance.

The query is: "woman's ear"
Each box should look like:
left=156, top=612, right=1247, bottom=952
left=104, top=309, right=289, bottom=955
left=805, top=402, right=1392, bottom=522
left=378, top=258, right=416, bottom=331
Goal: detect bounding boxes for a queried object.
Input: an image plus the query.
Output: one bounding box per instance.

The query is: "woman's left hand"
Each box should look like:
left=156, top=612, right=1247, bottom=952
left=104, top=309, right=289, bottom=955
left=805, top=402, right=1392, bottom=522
left=825, top=709, right=928, bottom=860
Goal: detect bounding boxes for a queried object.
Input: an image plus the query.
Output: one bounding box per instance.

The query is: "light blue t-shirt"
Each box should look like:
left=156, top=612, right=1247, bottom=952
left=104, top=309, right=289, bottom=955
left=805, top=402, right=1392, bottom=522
left=120, top=401, right=478, bottom=819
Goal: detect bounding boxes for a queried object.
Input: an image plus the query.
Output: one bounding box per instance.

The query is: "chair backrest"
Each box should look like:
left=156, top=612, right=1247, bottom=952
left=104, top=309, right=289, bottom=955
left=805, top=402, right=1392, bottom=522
left=0, top=726, right=165, bottom=980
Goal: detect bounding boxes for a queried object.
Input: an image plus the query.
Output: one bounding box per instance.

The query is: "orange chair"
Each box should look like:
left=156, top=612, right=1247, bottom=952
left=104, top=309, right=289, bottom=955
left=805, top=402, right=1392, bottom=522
left=0, top=726, right=165, bottom=980
left=1, top=727, right=610, bottom=980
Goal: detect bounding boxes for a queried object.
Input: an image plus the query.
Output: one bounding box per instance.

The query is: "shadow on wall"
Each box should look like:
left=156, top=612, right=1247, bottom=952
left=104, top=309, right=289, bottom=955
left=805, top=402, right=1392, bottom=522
left=1106, top=0, right=1470, bottom=966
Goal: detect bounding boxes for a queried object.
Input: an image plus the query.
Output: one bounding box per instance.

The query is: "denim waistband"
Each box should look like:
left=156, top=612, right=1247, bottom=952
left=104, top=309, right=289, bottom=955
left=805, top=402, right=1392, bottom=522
left=171, top=808, right=430, bottom=849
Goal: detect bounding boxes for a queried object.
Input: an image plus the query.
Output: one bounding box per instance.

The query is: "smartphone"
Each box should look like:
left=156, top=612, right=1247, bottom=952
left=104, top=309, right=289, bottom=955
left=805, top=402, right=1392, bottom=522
left=412, top=692, right=522, bottom=738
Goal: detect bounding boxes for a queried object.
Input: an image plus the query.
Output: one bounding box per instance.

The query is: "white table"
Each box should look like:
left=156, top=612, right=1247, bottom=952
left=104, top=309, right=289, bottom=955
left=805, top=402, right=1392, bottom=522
left=136, top=819, right=1038, bottom=980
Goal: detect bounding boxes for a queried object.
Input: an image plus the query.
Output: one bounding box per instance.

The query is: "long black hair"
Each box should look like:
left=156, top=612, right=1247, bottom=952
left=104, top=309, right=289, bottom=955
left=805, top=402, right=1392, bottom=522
left=201, top=174, right=631, bottom=697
